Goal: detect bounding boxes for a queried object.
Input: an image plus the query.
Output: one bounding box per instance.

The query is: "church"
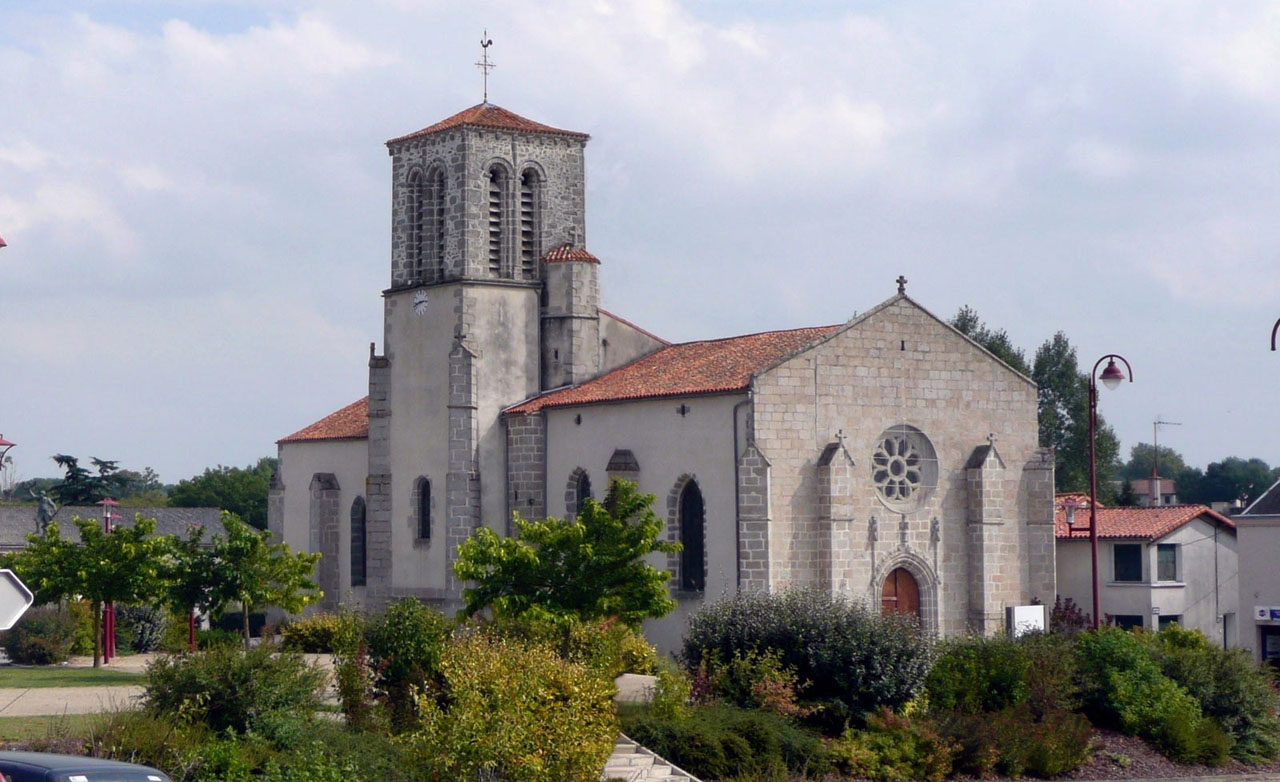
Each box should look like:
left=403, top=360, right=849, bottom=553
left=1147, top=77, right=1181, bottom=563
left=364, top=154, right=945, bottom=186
left=269, top=102, right=1057, bottom=651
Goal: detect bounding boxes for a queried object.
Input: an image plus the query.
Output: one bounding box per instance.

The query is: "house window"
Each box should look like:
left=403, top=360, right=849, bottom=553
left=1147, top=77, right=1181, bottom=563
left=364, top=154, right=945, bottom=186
left=1158, top=615, right=1182, bottom=631
left=1113, top=543, right=1142, bottom=582
left=1113, top=615, right=1144, bottom=630
left=679, top=480, right=705, bottom=592
left=416, top=477, right=431, bottom=540
left=1157, top=543, right=1178, bottom=582
left=350, top=497, right=366, bottom=587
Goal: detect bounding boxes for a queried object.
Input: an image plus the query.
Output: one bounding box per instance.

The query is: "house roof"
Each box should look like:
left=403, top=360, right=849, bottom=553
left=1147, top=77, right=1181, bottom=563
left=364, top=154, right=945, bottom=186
left=279, top=397, right=369, bottom=444
left=1242, top=478, right=1280, bottom=516
left=1054, top=495, right=1235, bottom=540
left=505, top=325, right=839, bottom=415
left=0, top=506, right=222, bottom=550
left=387, top=103, right=590, bottom=145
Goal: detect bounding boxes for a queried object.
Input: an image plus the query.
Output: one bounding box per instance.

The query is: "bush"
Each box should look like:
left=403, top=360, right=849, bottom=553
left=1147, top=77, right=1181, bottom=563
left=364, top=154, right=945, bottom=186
left=682, top=588, right=934, bottom=731
left=2, top=606, right=77, bottom=664
left=366, top=598, right=452, bottom=732
left=1076, top=626, right=1225, bottom=764
left=1145, top=624, right=1280, bottom=763
left=935, top=706, right=1093, bottom=778
left=196, top=627, right=242, bottom=650
left=622, top=702, right=830, bottom=781
left=281, top=612, right=343, bottom=653
left=328, top=609, right=377, bottom=732
left=649, top=661, right=692, bottom=723
left=829, top=709, right=954, bottom=782
left=1020, top=631, right=1080, bottom=717
left=68, top=599, right=96, bottom=656
left=144, top=644, right=326, bottom=735
left=703, top=648, right=813, bottom=718
left=926, top=635, right=1028, bottom=714
left=116, top=604, right=167, bottom=653
left=406, top=632, right=617, bottom=782
left=488, top=615, right=659, bottom=679
left=90, top=709, right=215, bottom=773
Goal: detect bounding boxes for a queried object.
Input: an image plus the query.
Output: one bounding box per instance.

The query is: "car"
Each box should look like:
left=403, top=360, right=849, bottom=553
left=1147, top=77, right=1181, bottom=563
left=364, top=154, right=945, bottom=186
left=0, top=752, right=171, bottom=782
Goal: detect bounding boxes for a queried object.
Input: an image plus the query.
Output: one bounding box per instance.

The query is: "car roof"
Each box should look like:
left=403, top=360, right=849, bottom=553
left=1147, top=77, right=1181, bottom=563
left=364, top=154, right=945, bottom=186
left=0, top=752, right=166, bottom=773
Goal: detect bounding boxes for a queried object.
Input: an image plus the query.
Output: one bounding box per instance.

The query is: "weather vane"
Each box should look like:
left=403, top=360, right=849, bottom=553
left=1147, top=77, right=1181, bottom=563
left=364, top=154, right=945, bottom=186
left=476, top=30, right=495, bottom=104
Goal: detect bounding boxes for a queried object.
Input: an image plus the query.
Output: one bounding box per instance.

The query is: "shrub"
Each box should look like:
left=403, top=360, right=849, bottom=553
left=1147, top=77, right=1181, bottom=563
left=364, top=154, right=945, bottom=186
left=1145, top=624, right=1280, bottom=763
left=704, top=648, right=813, bottom=718
left=1049, top=595, right=1091, bottom=635
left=196, top=627, right=242, bottom=650
left=2, top=606, right=77, bottom=664
left=366, top=598, right=452, bottom=732
left=328, top=609, right=377, bottom=732
left=406, top=632, right=617, bottom=782
left=281, top=611, right=343, bottom=653
left=144, top=644, right=326, bottom=735
left=90, top=709, right=215, bottom=773
left=489, top=615, right=658, bottom=679
left=829, top=709, right=954, bottom=782
left=935, top=706, right=1092, bottom=778
left=1020, top=631, right=1080, bottom=717
left=68, top=599, right=96, bottom=656
left=116, top=604, right=167, bottom=653
left=622, top=702, right=830, bottom=781
left=682, top=588, right=934, bottom=731
left=649, top=661, right=692, bottom=723
left=926, top=635, right=1028, bottom=714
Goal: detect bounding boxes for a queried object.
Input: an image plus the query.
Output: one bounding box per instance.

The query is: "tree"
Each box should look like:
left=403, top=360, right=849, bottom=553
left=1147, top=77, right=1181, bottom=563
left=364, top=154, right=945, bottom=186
left=49, top=455, right=126, bottom=506
left=950, top=306, right=1031, bottom=375
left=206, top=512, right=321, bottom=646
left=454, top=478, right=679, bottom=628
left=1121, top=443, right=1188, bottom=482
left=169, top=457, right=276, bottom=529
left=1183, top=457, right=1279, bottom=507
left=159, top=523, right=219, bottom=651
left=6, top=515, right=169, bottom=667
left=115, top=467, right=169, bottom=507
left=1032, top=332, right=1122, bottom=495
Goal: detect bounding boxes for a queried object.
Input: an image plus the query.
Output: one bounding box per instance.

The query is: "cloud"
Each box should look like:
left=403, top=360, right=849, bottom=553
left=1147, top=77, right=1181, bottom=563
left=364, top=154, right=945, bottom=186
left=1065, top=138, right=1136, bottom=180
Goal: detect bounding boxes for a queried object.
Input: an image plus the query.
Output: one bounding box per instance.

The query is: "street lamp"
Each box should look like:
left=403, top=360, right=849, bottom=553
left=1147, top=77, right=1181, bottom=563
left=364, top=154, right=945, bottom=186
left=1271, top=318, right=1279, bottom=351
left=1089, top=355, right=1133, bottom=629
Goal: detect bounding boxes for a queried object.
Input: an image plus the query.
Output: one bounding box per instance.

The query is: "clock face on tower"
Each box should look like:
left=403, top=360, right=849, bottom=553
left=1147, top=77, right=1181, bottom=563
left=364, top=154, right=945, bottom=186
left=413, top=291, right=429, bottom=316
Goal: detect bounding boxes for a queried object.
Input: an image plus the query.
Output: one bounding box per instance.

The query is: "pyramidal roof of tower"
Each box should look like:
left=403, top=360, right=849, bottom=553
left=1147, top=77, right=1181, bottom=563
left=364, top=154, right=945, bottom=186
left=387, top=103, right=590, bottom=145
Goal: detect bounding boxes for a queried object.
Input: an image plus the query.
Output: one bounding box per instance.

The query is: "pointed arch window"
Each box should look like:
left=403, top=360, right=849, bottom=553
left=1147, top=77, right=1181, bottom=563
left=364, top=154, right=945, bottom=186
left=350, top=496, right=367, bottom=587
left=519, top=168, right=542, bottom=280
left=487, top=166, right=507, bottom=277
left=416, top=477, right=432, bottom=540
left=424, top=166, right=445, bottom=280
left=679, top=480, right=706, bottom=592
left=566, top=468, right=593, bottom=518
left=406, top=168, right=424, bottom=277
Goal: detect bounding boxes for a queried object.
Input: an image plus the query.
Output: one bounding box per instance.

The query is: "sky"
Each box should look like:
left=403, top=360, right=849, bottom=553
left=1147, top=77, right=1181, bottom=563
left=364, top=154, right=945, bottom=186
left=2, top=1, right=1279, bottom=484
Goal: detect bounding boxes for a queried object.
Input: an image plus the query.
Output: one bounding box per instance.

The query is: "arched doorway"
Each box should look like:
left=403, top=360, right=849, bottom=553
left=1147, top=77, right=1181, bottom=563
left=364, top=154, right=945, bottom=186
left=881, top=567, right=920, bottom=617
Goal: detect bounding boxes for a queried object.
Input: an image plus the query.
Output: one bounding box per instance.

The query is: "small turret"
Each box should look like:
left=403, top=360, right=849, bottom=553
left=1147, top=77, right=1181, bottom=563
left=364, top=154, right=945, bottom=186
left=540, top=244, right=600, bottom=389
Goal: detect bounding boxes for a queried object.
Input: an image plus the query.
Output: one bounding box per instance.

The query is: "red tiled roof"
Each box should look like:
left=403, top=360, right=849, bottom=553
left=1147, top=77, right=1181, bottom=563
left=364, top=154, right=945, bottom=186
left=506, top=325, right=839, bottom=415
left=1055, top=501, right=1234, bottom=540
left=542, top=245, right=600, bottom=264
left=279, top=398, right=369, bottom=444
left=387, top=103, right=589, bottom=145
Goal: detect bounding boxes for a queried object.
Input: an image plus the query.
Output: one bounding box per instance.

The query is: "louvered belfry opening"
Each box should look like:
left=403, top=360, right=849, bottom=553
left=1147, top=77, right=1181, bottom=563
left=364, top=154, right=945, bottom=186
left=519, top=169, right=540, bottom=280
left=406, top=168, right=424, bottom=278
left=426, top=167, right=445, bottom=279
left=487, top=166, right=504, bottom=276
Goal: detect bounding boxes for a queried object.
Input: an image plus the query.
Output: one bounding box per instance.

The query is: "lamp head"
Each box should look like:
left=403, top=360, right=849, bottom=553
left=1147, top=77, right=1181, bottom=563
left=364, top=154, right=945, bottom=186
left=1100, top=359, right=1126, bottom=390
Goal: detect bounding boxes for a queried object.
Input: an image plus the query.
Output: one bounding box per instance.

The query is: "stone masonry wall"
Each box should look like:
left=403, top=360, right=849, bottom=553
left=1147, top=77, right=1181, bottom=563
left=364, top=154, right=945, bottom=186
left=505, top=413, right=547, bottom=534
left=750, top=295, right=1044, bottom=636
left=309, top=473, right=341, bottom=611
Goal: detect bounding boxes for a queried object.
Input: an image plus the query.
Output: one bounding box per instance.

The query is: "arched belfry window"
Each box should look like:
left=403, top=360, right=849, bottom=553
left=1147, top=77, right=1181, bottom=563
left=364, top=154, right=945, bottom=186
left=415, top=477, right=432, bottom=540
left=487, top=165, right=508, bottom=278
left=424, top=166, right=445, bottom=280
left=566, top=468, right=593, bottom=518
left=679, top=480, right=706, bottom=592
left=519, top=168, right=542, bottom=280
left=350, top=496, right=367, bottom=587
left=406, top=168, right=424, bottom=276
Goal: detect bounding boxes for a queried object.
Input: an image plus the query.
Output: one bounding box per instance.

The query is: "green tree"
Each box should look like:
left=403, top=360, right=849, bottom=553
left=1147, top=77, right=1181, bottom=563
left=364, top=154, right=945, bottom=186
left=207, top=512, right=322, bottom=646
left=1122, top=443, right=1188, bottom=482
left=1183, top=457, right=1279, bottom=507
left=169, top=457, right=276, bottom=529
left=49, top=455, right=126, bottom=506
left=454, top=479, right=679, bottom=628
left=950, top=305, right=1032, bottom=375
left=1033, top=332, right=1122, bottom=495
left=6, top=515, right=169, bottom=667
left=115, top=467, right=169, bottom=507
left=159, top=524, right=219, bottom=651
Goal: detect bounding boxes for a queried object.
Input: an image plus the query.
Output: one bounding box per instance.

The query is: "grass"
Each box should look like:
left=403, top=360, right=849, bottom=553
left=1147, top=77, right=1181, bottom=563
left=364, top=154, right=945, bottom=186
left=0, top=667, right=145, bottom=688
left=0, top=713, right=100, bottom=740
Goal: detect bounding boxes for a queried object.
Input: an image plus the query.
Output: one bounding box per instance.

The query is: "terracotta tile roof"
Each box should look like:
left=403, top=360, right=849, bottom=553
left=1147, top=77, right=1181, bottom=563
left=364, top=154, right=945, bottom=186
left=542, top=245, right=600, bottom=264
left=1055, top=501, right=1234, bottom=540
left=506, top=325, right=839, bottom=415
left=387, top=103, right=589, bottom=145
left=279, top=397, right=369, bottom=444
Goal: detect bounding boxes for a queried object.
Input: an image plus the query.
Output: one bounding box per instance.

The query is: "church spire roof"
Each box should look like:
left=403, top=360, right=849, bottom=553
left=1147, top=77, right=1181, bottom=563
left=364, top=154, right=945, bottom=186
left=387, top=103, right=589, bottom=146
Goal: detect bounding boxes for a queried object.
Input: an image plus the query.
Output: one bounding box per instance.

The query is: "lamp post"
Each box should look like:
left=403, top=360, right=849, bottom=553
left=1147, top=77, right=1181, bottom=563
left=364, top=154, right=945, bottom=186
left=1271, top=318, right=1279, bottom=351
left=98, top=498, right=119, bottom=664
left=1089, top=354, right=1133, bottom=630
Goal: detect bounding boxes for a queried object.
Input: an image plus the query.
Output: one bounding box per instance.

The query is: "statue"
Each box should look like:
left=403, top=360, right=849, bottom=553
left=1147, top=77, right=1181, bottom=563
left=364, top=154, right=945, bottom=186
left=29, top=489, right=57, bottom=534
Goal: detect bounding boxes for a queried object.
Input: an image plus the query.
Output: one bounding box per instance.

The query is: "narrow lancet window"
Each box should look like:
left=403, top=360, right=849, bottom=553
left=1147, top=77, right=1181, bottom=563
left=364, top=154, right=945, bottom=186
left=680, top=480, right=706, bottom=592
left=519, top=169, right=541, bottom=280
left=487, top=166, right=505, bottom=277
left=350, top=496, right=367, bottom=587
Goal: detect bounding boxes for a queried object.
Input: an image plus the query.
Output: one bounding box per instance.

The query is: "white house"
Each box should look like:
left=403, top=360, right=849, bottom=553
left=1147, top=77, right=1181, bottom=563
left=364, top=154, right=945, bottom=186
left=1055, top=493, right=1237, bottom=645
left=1236, top=479, right=1280, bottom=670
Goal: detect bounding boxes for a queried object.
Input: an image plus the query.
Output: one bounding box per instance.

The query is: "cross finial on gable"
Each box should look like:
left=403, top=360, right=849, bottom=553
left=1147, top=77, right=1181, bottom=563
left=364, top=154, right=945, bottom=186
left=476, top=30, right=495, bottom=104
left=987, top=432, right=998, bottom=447
left=835, top=428, right=846, bottom=446
left=896, top=275, right=908, bottom=294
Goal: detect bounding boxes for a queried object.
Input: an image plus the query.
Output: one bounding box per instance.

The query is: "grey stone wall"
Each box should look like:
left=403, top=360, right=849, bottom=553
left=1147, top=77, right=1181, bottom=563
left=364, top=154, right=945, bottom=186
left=365, top=346, right=393, bottom=606
left=505, top=412, right=547, bottom=532
left=541, top=260, right=600, bottom=389
left=737, top=440, right=772, bottom=592
left=309, top=473, right=341, bottom=610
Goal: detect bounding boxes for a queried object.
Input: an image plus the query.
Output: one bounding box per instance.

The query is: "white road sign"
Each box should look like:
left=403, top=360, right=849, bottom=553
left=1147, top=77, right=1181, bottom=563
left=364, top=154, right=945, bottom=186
left=0, top=570, right=33, bottom=630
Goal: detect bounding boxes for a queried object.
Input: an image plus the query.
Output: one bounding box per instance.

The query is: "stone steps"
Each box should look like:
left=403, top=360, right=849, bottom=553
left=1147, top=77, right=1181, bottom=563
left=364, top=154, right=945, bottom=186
left=601, top=734, right=700, bottom=781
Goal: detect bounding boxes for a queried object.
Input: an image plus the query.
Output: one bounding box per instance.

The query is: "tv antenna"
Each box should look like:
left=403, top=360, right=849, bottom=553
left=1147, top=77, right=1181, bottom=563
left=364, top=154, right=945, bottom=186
left=1150, top=417, right=1182, bottom=505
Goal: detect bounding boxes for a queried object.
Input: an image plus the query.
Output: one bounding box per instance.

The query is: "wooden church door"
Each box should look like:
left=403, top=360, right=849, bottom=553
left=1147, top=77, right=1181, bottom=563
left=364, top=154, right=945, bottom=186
left=880, top=567, right=920, bottom=617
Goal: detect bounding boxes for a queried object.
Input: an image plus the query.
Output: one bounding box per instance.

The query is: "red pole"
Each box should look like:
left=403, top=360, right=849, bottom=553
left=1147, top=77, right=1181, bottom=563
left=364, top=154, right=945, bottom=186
left=99, top=498, right=118, bottom=663
left=1088, top=379, right=1101, bottom=631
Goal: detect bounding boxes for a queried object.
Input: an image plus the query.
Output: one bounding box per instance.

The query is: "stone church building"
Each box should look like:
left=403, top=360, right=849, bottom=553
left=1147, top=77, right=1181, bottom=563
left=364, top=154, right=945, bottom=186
left=270, top=102, right=1057, bottom=650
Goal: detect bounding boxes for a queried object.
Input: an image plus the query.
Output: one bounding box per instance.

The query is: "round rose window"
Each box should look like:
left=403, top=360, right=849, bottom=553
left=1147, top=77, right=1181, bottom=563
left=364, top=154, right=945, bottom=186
left=872, top=425, right=938, bottom=512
